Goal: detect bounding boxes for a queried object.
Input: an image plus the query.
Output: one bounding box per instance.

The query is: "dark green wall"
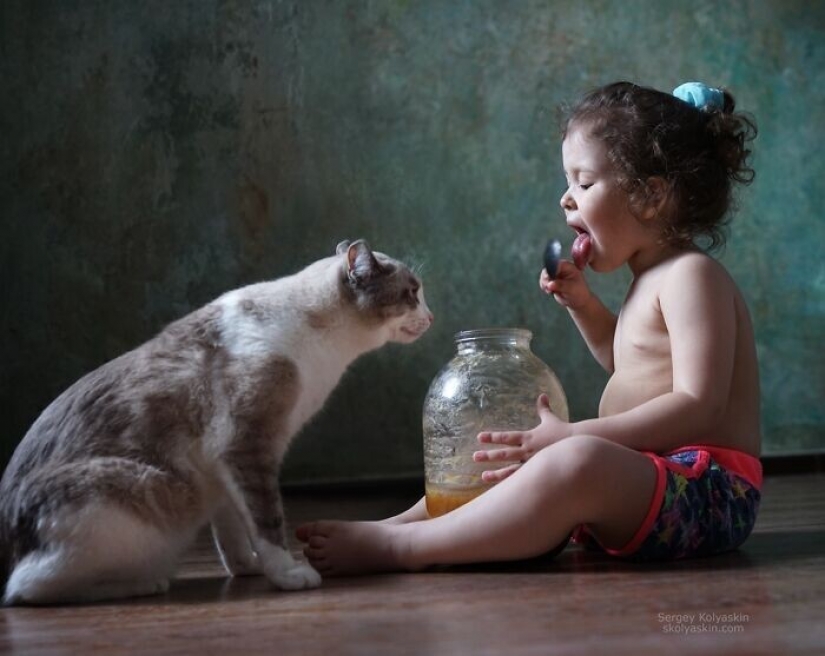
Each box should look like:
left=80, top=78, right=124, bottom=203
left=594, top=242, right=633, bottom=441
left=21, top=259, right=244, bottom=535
left=2, top=1, right=823, bottom=484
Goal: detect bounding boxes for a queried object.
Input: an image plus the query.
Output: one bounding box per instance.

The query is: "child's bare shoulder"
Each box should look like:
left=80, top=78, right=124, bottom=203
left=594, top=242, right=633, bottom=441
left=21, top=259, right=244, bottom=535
left=653, top=251, right=742, bottom=317
left=661, top=250, right=735, bottom=291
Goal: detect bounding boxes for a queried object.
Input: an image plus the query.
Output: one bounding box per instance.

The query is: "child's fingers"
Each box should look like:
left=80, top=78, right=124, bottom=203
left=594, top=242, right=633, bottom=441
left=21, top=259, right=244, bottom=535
left=547, top=281, right=571, bottom=304
left=547, top=263, right=591, bottom=308
left=477, top=430, right=524, bottom=445
left=554, top=259, right=581, bottom=280
left=539, top=269, right=553, bottom=294
left=473, top=447, right=523, bottom=462
left=549, top=261, right=581, bottom=285
left=481, top=463, right=521, bottom=483
left=548, top=277, right=577, bottom=297
left=535, top=393, right=557, bottom=421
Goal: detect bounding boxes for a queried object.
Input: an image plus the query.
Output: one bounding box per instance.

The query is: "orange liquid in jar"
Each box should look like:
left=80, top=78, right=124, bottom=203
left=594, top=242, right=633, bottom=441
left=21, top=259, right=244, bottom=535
left=425, top=484, right=487, bottom=518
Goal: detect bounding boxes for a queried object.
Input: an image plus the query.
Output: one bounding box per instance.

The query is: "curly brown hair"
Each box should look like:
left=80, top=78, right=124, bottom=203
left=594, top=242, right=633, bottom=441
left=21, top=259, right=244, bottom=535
left=561, top=81, right=757, bottom=250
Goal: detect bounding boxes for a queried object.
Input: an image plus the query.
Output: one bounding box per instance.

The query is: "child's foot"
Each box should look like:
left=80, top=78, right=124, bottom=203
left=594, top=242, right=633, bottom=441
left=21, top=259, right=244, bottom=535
left=295, top=521, right=412, bottom=576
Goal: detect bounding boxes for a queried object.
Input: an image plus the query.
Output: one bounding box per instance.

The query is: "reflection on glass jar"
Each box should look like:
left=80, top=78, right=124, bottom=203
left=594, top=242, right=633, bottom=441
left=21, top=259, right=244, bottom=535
left=422, top=328, right=568, bottom=517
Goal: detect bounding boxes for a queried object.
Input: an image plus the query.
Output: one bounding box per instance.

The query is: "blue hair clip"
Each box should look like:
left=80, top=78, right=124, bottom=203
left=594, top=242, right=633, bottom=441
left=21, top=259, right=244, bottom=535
left=673, top=82, right=724, bottom=111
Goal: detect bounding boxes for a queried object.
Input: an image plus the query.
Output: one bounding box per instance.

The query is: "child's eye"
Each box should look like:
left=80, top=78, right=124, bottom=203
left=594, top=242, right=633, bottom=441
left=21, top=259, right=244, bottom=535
left=579, top=184, right=593, bottom=190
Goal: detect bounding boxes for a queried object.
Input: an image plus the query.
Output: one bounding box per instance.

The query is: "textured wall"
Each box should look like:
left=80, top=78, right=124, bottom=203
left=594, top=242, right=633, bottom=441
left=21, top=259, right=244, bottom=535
left=2, top=0, right=823, bottom=483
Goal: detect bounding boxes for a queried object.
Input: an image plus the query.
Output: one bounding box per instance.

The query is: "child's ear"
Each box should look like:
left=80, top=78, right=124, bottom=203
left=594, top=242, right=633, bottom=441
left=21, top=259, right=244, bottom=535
left=642, top=176, right=670, bottom=220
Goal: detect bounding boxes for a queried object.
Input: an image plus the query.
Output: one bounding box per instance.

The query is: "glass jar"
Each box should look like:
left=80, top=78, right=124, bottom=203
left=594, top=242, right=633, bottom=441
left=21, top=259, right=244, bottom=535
left=422, top=328, right=569, bottom=517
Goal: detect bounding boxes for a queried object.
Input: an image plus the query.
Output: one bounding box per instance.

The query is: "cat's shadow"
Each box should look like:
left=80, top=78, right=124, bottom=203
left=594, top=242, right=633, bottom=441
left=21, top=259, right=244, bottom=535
left=112, top=574, right=276, bottom=607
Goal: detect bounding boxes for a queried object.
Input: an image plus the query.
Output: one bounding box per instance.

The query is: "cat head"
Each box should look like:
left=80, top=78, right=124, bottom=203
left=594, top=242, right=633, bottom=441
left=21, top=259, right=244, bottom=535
left=336, top=239, right=433, bottom=343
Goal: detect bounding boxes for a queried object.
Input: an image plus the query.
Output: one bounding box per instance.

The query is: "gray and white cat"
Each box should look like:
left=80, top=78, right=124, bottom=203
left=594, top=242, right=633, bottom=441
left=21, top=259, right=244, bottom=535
left=0, top=239, right=433, bottom=605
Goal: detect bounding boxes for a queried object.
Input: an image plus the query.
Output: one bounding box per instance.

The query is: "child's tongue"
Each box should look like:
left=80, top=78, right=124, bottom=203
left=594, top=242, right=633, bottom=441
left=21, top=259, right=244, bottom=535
left=572, top=232, right=592, bottom=270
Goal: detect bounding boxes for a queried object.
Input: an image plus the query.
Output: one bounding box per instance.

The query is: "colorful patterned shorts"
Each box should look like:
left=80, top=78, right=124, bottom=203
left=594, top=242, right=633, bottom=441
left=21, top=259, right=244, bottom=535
left=575, top=446, right=762, bottom=562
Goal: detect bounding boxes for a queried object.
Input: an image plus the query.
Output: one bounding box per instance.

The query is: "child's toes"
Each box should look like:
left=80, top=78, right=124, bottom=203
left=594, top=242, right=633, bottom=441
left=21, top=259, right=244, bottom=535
left=304, top=536, right=328, bottom=558
left=303, top=547, right=329, bottom=571
left=308, top=535, right=327, bottom=549
left=295, top=523, right=315, bottom=542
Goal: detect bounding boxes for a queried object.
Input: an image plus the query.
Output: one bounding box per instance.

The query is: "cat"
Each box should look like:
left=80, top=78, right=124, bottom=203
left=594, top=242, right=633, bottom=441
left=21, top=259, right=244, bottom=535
left=0, top=239, right=433, bottom=605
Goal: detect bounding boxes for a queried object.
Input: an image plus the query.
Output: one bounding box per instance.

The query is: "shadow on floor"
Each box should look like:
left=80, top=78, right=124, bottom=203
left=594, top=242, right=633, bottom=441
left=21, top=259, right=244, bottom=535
left=436, top=528, right=825, bottom=575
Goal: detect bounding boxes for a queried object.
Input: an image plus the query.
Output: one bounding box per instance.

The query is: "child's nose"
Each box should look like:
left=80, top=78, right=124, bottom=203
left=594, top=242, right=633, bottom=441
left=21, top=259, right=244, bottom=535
left=559, top=189, right=575, bottom=210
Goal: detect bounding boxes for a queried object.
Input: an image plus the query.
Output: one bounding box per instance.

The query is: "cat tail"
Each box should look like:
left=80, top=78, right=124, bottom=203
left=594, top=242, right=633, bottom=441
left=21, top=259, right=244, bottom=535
left=0, top=517, right=13, bottom=602
left=2, top=458, right=202, bottom=605
left=0, top=483, right=39, bottom=606
left=0, top=550, right=10, bottom=602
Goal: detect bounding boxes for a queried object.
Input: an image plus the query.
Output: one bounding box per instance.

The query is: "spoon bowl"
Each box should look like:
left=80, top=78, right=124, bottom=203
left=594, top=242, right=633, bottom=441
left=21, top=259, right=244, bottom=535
left=543, top=238, right=562, bottom=279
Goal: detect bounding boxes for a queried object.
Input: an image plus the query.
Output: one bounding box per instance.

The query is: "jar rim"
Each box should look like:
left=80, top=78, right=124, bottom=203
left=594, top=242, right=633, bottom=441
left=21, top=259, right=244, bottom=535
left=454, top=327, right=533, bottom=344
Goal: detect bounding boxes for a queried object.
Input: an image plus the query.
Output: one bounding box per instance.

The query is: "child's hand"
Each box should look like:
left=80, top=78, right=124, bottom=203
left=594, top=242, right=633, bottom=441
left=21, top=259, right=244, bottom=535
left=474, top=394, right=571, bottom=483
left=539, top=260, right=592, bottom=310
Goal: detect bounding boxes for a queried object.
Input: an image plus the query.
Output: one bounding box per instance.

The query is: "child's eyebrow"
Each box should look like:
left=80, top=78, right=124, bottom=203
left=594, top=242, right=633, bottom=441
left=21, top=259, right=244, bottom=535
left=564, top=167, right=596, bottom=177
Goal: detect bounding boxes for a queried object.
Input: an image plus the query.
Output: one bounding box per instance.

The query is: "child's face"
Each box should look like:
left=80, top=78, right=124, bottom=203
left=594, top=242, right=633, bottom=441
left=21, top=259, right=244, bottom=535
left=560, top=126, right=655, bottom=273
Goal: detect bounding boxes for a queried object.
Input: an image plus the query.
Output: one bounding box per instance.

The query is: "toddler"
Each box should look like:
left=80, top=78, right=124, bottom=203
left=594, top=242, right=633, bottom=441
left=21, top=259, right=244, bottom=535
left=297, top=81, right=761, bottom=573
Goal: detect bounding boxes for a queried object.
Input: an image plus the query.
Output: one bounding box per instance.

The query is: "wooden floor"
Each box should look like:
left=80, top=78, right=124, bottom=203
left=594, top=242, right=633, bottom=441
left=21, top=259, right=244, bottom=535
left=2, top=474, right=824, bottom=655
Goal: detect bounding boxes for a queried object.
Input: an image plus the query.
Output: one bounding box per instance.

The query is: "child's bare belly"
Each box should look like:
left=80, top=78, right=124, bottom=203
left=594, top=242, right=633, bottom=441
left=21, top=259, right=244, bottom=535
left=599, top=369, right=760, bottom=457
left=598, top=368, right=671, bottom=418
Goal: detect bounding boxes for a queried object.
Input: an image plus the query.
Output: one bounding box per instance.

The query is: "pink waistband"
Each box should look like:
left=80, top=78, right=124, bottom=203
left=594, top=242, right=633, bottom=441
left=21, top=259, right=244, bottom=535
left=668, top=445, right=763, bottom=490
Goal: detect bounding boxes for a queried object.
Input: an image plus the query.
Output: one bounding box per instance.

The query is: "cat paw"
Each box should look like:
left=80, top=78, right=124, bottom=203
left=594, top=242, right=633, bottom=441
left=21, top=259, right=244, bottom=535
left=228, top=562, right=263, bottom=577
left=223, top=554, right=263, bottom=577
left=270, top=562, right=322, bottom=591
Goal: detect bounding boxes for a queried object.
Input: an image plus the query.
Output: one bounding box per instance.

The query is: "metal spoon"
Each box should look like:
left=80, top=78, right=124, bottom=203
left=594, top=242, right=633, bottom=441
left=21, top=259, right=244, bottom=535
left=543, top=238, right=562, bottom=280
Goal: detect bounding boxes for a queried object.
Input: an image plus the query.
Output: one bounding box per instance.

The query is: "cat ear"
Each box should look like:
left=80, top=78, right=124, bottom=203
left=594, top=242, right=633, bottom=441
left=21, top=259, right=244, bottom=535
left=336, top=240, right=351, bottom=255
left=346, top=240, right=382, bottom=284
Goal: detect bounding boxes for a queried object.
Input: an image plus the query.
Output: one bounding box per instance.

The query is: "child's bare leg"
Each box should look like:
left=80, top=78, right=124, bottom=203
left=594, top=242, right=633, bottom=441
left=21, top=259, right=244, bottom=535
left=380, top=497, right=429, bottom=524
left=297, top=435, right=657, bottom=575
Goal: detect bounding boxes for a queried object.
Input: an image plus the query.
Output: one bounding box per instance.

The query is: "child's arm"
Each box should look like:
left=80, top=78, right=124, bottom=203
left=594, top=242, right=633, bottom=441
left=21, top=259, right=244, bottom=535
left=543, top=260, right=617, bottom=372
